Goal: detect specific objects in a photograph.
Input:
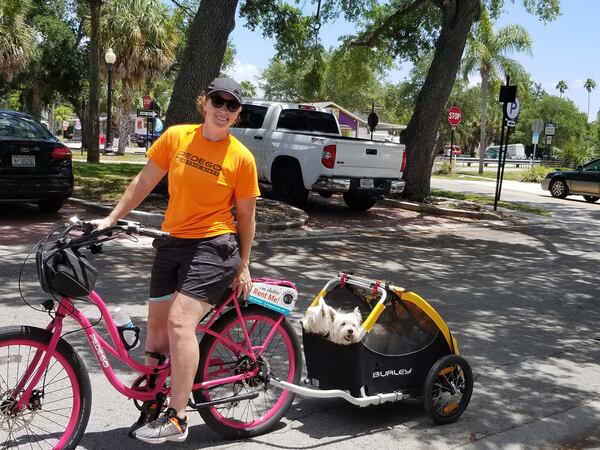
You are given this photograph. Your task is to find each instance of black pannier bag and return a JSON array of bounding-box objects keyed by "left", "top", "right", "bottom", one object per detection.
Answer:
[{"left": 37, "top": 244, "right": 99, "bottom": 298}]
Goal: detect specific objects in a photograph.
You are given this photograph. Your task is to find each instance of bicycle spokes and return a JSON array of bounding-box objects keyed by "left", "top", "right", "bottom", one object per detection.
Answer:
[{"left": 0, "top": 339, "right": 83, "bottom": 449}]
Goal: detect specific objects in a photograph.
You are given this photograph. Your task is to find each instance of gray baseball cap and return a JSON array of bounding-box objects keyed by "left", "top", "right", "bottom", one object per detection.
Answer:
[{"left": 206, "top": 78, "right": 243, "bottom": 104}]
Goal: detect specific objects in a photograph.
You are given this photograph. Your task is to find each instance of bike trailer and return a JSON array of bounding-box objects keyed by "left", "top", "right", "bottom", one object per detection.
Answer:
[{"left": 277, "top": 273, "right": 473, "bottom": 424}]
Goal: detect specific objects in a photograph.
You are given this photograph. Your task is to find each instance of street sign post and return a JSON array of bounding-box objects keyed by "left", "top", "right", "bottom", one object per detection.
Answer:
[
  {"left": 530, "top": 118, "right": 544, "bottom": 165},
  {"left": 447, "top": 106, "right": 462, "bottom": 167},
  {"left": 447, "top": 106, "right": 462, "bottom": 127},
  {"left": 544, "top": 122, "right": 556, "bottom": 136},
  {"left": 494, "top": 75, "right": 518, "bottom": 211},
  {"left": 532, "top": 118, "right": 544, "bottom": 133},
  {"left": 503, "top": 99, "right": 520, "bottom": 121},
  {"left": 137, "top": 109, "right": 157, "bottom": 118}
]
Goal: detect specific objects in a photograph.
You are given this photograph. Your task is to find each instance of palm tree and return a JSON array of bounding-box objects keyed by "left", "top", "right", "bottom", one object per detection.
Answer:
[
  {"left": 462, "top": 8, "right": 532, "bottom": 174},
  {"left": 556, "top": 80, "right": 568, "bottom": 98},
  {"left": 0, "top": 0, "right": 34, "bottom": 81},
  {"left": 583, "top": 78, "right": 596, "bottom": 121},
  {"left": 102, "top": 0, "right": 176, "bottom": 154}
]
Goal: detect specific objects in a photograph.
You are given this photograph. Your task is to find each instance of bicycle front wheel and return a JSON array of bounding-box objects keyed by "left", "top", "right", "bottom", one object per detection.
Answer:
[
  {"left": 194, "top": 306, "right": 301, "bottom": 439},
  {"left": 0, "top": 326, "right": 92, "bottom": 450}
]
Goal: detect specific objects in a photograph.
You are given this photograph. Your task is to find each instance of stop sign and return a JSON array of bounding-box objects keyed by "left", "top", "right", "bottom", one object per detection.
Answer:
[
  {"left": 448, "top": 106, "right": 462, "bottom": 127},
  {"left": 143, "top": 95, "right": 152, "bottom": 110}
]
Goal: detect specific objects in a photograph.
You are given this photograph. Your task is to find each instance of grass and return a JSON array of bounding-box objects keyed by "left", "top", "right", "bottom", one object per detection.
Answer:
[
  {"left": 73, "top": 161, "right": 143, "bottom": 204},
  {"left": 431, "top": 189, "right": 551, "bottom": 216},
  {"left": 72, "top": 149, "right": 149, "bottom": 164},
  {"left": 72, "top": 161, "right": 550, "bottom": 216},
  {"left": 433, "top": 170, "right": 526, "bottom": 182},
  {"left": 433, "top": 166, "right": 567, "bottom": 183}
]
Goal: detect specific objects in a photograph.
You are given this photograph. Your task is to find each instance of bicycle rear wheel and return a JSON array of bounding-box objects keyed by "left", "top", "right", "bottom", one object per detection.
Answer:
[
  {"left": 0, "top": 326, "right": 91, "bottom": 450},
  {"left": 194, "top": 306, "right": 301, "bottom": 439}
]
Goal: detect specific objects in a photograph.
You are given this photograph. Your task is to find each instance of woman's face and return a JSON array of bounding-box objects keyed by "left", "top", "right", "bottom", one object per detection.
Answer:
[{"left": 203, "top": 92, "right": 241, "bottom": 130}]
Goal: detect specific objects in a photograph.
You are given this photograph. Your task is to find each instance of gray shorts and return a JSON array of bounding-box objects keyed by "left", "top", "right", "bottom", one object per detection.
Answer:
[{"left": 149, "top": 233, "right": 240, "bottom": 305}]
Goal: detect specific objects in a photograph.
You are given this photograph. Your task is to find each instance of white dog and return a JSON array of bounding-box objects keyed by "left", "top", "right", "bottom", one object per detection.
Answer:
[
  {"left": 301, "top": 299, "right": 363, "bottom": 345},
  {"left": 329, "top": 306, "right": 363, "bottom": 345},
  {"left": 300, "top": 298, "right": 334, "bottom": 336}
]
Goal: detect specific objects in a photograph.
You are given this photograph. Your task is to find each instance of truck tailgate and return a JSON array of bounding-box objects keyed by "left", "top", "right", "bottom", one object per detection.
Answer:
[{"left": 333, "top": 139, "right": 404, "bottom": 178}]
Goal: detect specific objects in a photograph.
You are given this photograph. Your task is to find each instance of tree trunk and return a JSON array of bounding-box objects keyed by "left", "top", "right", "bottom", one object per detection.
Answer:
[
  {"left": 117, "top": 81, "right": 133, "bottom": 155},
  {"left": 400, "top": 0, "right": 480, "bottom": 201},
  {"left": 86, "top": 0, "right": 101, "bottom": 163},
  {"left": 29, "top": 83, "right": 44, "bottom": 121},
  {"left": 80, "top": 100, "right": 90, "bottom": 151},
  {"left": 477, "top": 70, "right": 489, "bottom": 174},
  {"left": 166, "top": 0, "right": 239, "bottom": 126}
]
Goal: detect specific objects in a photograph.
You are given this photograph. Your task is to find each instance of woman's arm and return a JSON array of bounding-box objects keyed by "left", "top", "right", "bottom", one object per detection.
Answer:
[
  {"left": 233, "top": 196, "right": 257, "bottom": 298},
  {"left": 94, "top": 160, "right": 167, "bottom": 229}
]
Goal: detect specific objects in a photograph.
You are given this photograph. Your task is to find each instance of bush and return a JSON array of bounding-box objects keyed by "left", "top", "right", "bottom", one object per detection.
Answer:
[
  {"left": 433, "top": 161, "right": 453, "bottom": 175},
  {"left": 519, "top": 166, "right": 552, "bottom": 183}
]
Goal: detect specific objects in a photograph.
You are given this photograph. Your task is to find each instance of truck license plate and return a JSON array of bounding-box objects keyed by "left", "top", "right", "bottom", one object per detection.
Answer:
[
  {"left": 12, "top": 155, "right": 35, "bottom": 167},
  {"left": 360, "top": 178, "right": 374, "bottom": 189}
]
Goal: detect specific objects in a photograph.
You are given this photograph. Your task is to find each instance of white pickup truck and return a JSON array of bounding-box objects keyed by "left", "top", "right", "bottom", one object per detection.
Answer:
[{"left": 230, "top": 101, "right": 406, "bottom": 210}]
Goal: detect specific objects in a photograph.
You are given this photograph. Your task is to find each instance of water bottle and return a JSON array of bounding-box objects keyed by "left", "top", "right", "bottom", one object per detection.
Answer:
[{"left": 111, "top": 307, "right": 140, "bottom": 351}]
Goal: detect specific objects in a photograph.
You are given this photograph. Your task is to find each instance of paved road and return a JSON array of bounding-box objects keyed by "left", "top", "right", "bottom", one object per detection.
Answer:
[
  {"left": 0, "top": 192, "right": 599, "bottom": 449},
  {"left": 431, "top": 176, "right": 598, "bottom": 210}
]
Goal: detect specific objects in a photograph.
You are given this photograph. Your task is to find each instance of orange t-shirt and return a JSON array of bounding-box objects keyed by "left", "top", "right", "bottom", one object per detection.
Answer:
[{"left": 147, "top": 124, "right": 260, "bottom": 238}]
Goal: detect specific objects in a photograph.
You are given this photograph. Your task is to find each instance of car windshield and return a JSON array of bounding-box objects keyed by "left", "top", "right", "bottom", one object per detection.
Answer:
[{"left": 0, "top": 112, "right": 54, "bottom": 140}]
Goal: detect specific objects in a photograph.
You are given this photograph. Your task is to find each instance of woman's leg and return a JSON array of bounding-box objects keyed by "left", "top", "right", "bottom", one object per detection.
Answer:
[
  {"left": 167, "top": 292, "right": 212, "bottom": 419},
  {"left": 145, "top": 297, "right": 173, "bottom": 364}
]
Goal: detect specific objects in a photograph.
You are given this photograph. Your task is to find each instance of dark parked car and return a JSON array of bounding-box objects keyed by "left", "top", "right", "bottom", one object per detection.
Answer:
[
  {"left": 134, "top": 130, "right": 162, "bottom": 148},
  {"left": 541, "top": 158, "right": 600, "bottom": 203},
  {"left": 0, "top": 110, "right": 73, "bottom": 213}
]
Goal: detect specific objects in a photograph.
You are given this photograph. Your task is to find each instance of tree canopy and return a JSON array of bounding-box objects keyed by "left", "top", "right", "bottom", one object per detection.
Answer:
[{"left": 238, "top": 0, "right": 561, "bottom": 200}]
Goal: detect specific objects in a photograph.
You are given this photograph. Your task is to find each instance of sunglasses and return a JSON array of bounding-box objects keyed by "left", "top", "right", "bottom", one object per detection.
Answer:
[{"left": 209, "top": 95, "right": 241, "bottom": 112}]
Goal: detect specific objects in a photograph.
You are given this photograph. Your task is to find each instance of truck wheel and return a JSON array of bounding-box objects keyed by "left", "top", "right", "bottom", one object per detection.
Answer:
[
  {"left": 343, "top": 192, "right": 377, "bottom": 211},
  {"left": 273, "top": 166, "right": 308, "bottom": 208},
  {"left": 318, "top": 191, "right": 334, "bottom": 198}
]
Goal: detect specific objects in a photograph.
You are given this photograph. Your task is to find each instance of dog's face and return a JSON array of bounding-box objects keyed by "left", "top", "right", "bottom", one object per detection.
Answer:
[{"left": 329, "top": 307, "right": 362, "bottom": 345}]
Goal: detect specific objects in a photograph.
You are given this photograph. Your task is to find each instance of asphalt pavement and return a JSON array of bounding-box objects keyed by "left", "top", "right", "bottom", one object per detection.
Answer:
[{"left": 0, "top": 186, "right": 599, "bottom": 449}]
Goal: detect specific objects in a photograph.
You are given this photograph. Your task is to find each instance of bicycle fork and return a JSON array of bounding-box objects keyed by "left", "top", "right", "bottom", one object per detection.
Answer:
[{"left": 9, "top": 317, "right": 65, "bottom": 414}]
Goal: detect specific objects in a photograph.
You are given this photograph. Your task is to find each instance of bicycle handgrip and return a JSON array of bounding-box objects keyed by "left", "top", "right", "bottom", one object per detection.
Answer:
[{"left": 139, "top": 228, "right": 170, "bottom": 239}]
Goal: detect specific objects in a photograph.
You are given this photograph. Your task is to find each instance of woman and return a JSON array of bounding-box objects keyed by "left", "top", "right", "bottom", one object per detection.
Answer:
[{"left": 93, "top": 78, "right": 259, "bottom": 444}]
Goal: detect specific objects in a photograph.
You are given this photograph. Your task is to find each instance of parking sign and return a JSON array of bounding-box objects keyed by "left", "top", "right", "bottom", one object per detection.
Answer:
[{"left": 504, "top": 99, "right": 520, "bottom": 120}]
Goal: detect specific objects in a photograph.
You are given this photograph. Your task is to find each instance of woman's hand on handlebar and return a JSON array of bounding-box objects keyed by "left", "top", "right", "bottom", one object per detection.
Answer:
[{"left": 89, "top": 216, "right": 117, "bottom": 232}]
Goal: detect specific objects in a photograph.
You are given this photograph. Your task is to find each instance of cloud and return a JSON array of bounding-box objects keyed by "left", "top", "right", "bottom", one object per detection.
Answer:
[{"left": 226, "top": 60, "right": 261, "bottom": 85}]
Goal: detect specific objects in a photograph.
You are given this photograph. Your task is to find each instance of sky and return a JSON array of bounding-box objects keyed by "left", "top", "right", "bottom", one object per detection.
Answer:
[{"left": 226, "top": 1, "right": 600, "bottom": 121}]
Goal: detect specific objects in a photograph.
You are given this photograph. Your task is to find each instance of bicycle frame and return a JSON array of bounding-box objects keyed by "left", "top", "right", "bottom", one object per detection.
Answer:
[{"left": 13, "top": 286, "right": 287, "bottom": 413}]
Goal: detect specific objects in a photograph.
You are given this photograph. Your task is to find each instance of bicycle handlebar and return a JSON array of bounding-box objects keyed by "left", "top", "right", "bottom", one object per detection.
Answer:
[
  {"left": 60, "top": 217, "right": 170, "bottom": 250},
  {"left": 114, "top": 219, "right": 170, "bottom": 239}
]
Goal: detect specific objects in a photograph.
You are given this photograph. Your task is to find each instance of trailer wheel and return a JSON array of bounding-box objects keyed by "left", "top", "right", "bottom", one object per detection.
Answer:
[
  {"left": 342, "top": 192, "right": 377, "bottom": 211},
  {"left": 423, "top": 354, "right": 473, "bottom": 425},
  {"left": 273, "top": 166, "right": 308, "bottom": 208}
]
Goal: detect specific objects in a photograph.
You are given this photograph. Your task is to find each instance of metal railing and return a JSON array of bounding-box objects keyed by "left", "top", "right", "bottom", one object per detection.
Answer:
[{"left": 435, "top": 157, "right": 563, "bottom": 168}]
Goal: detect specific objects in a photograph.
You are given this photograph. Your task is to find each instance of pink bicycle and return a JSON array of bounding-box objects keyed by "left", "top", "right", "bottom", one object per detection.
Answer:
[{"left": 0, "top": 218, "right": 301, "bottom": 449}]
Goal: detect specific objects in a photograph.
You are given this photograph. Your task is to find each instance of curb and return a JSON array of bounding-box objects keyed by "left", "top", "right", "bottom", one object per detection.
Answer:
[
  {"left": 254, "top": 198, "right": 309, "bottom": 231},
  {"left": 66, "top": 197, "right": 309, "bottom": 232},
  {"left": 67, "top": 198, "right": 164, "bottom": 227},
  {"left": 380, "top": 197, "right": 503, "bottom": 220}
]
